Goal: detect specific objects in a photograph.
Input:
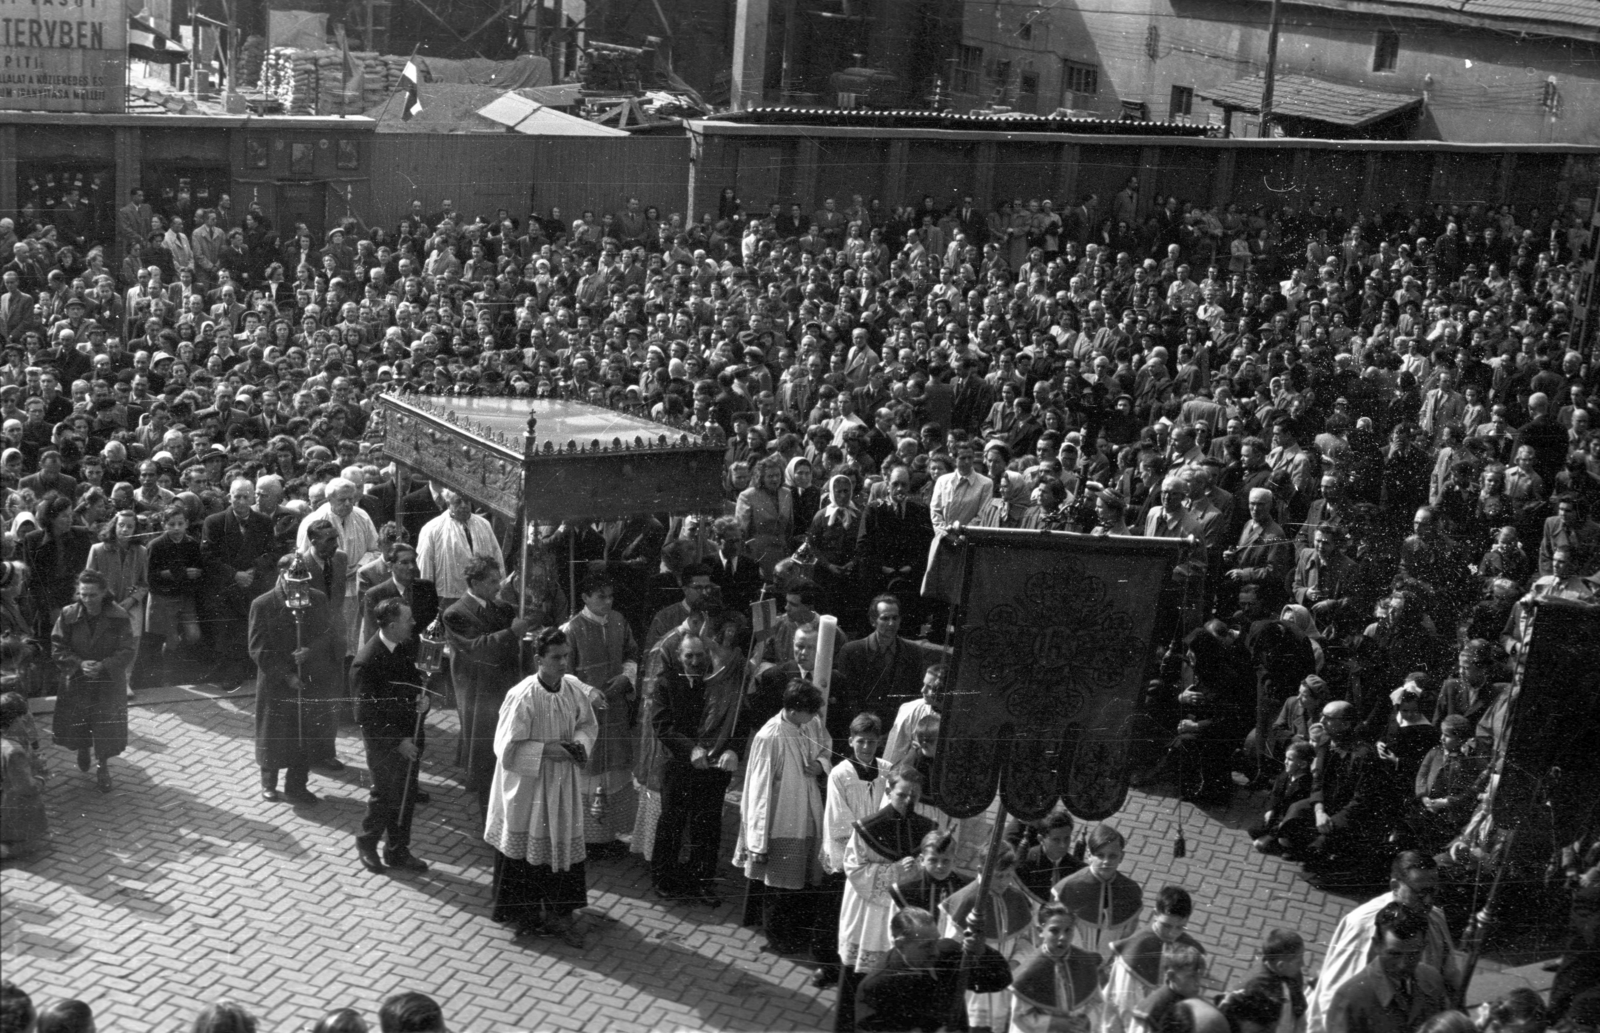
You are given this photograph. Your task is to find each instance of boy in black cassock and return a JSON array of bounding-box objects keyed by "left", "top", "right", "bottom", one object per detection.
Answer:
[{"left": 890, "top": 829, "right": 971, "bottom": 915}]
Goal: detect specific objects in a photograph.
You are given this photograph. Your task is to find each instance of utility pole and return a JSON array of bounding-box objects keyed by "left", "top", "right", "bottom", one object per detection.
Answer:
[{"left": 1259, "top": 0, "right": 1280, "bottom": 137}]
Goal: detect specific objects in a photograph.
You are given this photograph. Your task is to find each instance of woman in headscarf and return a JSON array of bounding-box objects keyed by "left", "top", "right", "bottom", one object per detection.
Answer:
[
  {"left": 1277, "top": 603, "right": 1326, "bottom": 671},
  {"left": 735, "top": 455, "right": 793, "bottom": 579},
  {"left": 808, "top": 473, "right": 862, "bottom": 619},
  {"left": 0, "top": 448, "right": 22, "bottom": 493}
]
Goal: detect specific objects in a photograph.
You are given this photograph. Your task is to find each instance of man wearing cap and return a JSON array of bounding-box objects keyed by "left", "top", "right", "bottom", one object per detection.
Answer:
[{"left": 250, "top": 553, "right": 344, "bottom": 805}]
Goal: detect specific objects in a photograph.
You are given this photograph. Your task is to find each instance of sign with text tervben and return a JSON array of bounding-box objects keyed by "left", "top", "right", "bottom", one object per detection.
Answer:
[{"left": 0, "top": 0, "right": 125, "bottom": 113}]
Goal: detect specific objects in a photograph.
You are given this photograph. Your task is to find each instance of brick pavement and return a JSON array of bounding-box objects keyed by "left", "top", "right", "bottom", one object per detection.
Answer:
[{"left": 0, "top": 689, "right": 1523, "bottom": 1032}]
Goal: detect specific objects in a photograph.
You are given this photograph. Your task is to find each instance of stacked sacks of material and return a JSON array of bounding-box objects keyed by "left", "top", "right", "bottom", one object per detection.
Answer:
[
  {"left": 358, "top": 52, "right": 389, "bottom": 110},
  {"left": 240, "top": 34, "right": 267, "bottom": 87},
  {"left": 261, "top": 47, "right": 325, "bottom": 114},
  {"left": 314, "top": 51, "right": 343, "bottom": 113}
]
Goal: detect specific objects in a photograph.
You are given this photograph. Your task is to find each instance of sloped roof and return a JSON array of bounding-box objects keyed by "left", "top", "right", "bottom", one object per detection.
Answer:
[
  {"left": 1198, "top": 73, "right": 1421, "bottom": 128},
  {"left": 477, "top": 93, "right": 629, "bottom": 136},
  {"left": 1237, "top": 0, "right": 1600, "bottom": 37},
  {"left": 367, "top": 83, "right": 604, "bottom": 133}
]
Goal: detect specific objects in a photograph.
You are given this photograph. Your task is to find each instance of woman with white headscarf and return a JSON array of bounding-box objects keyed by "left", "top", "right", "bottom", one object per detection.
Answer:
[{"left": 808, "top": 473, "right": 862, "bottom": 618}]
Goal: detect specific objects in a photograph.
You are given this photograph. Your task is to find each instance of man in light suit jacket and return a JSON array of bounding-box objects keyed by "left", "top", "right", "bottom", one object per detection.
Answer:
[{"left": 0, "top": 271, "right": 34, "bottom": 344}]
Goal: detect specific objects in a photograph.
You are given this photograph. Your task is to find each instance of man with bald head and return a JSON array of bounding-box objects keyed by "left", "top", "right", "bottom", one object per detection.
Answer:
[
  {"left": 416, "top": 488, "right": 503, "bottom": 608},
  {"left": 202, "top": 477, "right": 280, "bottom": 690},
  {"left": 1515, "top": 390, "right": 1570, "bottom": 493},
  {"left": 1272, "top": 700, "right": 1384, "bottom": 877}
]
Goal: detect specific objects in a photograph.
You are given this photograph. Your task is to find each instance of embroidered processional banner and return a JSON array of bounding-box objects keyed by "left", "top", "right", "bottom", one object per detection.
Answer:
[{"left": 929, "top": 528, "right": 1177, "bottom": 821}]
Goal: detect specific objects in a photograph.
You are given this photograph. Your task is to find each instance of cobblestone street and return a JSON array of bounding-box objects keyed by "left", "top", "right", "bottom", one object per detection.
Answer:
[{"left": 0, "top": 686, "right": 1541, "bottom": 1031}]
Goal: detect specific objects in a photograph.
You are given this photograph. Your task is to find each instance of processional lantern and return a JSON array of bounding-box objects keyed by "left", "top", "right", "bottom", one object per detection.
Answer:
[{"left": 416, "top": 618, "right": 448, "bottom": 676}]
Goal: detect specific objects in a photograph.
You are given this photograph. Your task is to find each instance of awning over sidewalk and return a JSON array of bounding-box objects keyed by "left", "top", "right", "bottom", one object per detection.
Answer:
[{"left": 1199, "top": 73, "right": 1421, "bottom": 129}]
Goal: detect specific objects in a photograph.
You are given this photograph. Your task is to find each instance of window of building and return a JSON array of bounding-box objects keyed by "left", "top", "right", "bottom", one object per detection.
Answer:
[
  {"left": 1372, "top": 30, "right": 1399, "bottom": 72},
  {"left": 956, "top": 45, "right": 983, "bottom": 95},
  {"left": 1170, "top": 84, "right": 1193, "bottom": 119},
  {"left": 1062, "top": 59, "right": 1098, "bottom": 98},
  {"left": 1019, "top": 19, "right": 1032, "bottom": 40},
  {"left": 1019, "top": 70, "right": 1040, "bottom": 113}
]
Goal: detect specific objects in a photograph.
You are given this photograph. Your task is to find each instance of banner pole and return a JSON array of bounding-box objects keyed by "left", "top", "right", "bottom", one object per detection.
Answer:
[{"left": 954, "top": 789, "right": 1010, "bottom": 1021}]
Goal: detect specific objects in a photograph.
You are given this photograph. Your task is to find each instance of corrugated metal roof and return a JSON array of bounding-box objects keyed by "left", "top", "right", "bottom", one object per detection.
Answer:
[
  {"left": 710, "top": 107, "right": 1213, "bottom": 136},
  {"left": 1245, "top": 0, "right": 1600, "bottom": 34},
  {"left": 1198, "top": 74, "right": 1421, "bottom": 128}
]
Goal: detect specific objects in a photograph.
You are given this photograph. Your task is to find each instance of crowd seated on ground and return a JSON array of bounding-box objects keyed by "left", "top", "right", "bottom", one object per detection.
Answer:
[{"left": 2, "top": 179, "right": 1598, "bottom": 1025}]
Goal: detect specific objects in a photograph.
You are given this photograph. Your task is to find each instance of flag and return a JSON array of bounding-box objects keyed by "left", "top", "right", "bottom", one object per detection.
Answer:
[
  {"left": 400, "top": 50, "right": 423, "bottom": 120},
  {"left": 748, "top": 596, "right": 780, "bottom": 641},
  {"left": 337, "top": 25, "right": 356, "bottom": 86},
  {"left": 930, "top": 528, "right": 1178, "bottom": 821}
]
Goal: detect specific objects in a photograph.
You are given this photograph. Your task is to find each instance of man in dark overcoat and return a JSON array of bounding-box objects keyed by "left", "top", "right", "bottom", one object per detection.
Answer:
[{"left": 250, "top": 553, "right": 343, "bottom": 804}]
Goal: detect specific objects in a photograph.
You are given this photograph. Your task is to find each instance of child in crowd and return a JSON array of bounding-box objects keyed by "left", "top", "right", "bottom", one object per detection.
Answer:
[
  {"left": 145, "top": 503, "right": 205, "bottom": 682},
  {"left": 940, "top": 843, "right": 1036, "bottom": 1033},
  {"left": 890, "top": 828, "right": 971, "bottom": 915},
  {"left": 1052, "top": 823, "right": 1143, "bottom": 958},
  {"left": 34, "top": 998, "right": 96, "bottom": 1033},
  {"left": 1251, "top": 741, "right": 1316, "bottom": 855},
  {"left": 819, "top": 712, "right": 892, "bottom": 991},
  {"left": 1010, "top": 903, "right": 1104, "bottom": 1033},
  {"left": 1218, "top": 981, "right": 1289, "bottom": 1033},
  {"left": 1013, "top": 804, "right": 1084, "bottom": 903},
  {"left": 1103, "top": 886, "right": 1208, "bottom": 1033},
  {"left": 1244, "top": 929, "right": 1307, "bottom": 1033},
  {"left": 1404, "top": 714, "right": 1484, "bottom": 853},
  {"left": 837, "top": 765, "right": 937, "bottom": 1033},
  {"left": 1131, "top": 943, "right": 1208, "bottom": 1033}
]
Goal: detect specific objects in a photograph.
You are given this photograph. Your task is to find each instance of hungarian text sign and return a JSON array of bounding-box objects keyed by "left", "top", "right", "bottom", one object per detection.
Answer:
[{"left": 0, "top": 0, "right": 125, "bottom": 112}]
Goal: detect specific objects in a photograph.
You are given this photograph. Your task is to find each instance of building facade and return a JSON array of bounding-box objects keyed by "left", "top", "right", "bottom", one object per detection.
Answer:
[{"left": 952, "top": 0, "right": 1600, "bottom": 144}]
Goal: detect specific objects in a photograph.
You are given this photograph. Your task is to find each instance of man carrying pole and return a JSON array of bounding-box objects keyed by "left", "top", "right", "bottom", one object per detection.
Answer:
[
  {"left": 352, "top": 597, "right": 431, "bottom": 874},
  {"left": 250, "top": 554, "right": 342, "bottom": 805}
]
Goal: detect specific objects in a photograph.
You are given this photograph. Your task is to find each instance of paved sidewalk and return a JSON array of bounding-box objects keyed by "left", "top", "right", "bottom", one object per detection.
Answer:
[{"left": 0, "top": 689, "right": 1537, "bottom": 1032}]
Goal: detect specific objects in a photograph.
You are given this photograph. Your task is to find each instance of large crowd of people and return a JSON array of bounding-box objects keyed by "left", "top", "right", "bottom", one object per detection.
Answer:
[{"left": 1, "top": 175, "right": 1599, "bottom": 1032}]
